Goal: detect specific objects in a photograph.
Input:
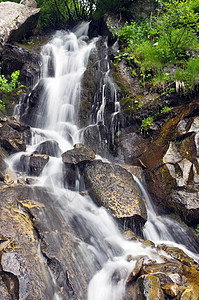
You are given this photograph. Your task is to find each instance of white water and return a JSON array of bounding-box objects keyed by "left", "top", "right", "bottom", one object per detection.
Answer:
[{"left": 7, "top": 24, "right": 199, "bottom": 299}]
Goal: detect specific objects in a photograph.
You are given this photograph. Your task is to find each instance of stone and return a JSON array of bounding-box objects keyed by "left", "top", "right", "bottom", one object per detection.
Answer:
[
  {"left": 35, "top": 140, "right": 61, "bottom": 157},
  {"left": 0, "top": 123, "right": 26, "bottom": 154},
  {"left": 127, "top": 258, "right": 144, "bottom": 283},
  {"left": 169, "top": 187, "right": 199, "bottom": 225},
  {"left": 119, "top": 132, "right": 149, "bottom": 165},
  {"left": 4, "top": 168, "right": 17, "bottom": 185},
  {"left": 162, "top": 283, "right": 178, "bottom": 297},
  {"left": 141, "top": 240, "right": 155, "bottom": 248},
  {"left": 20, "top": 0, "right": 37, "bottom": 8},
  {"left": 138, "top": 274, "right": 164, "bottom": 299},
  {"left": 84, "top": 160, "right": 147, "bottom": 235},
  {"left": 20, "top": 153, "right": 49, "bottom": 176},
  {"left": 2, "top": 44, "right": 41, "bottom": 86},
  {"left": 0, "top": 2, "right": 40, "bottom": 54},
  {"left": 62, "top": 144, "right": 95, "bottom": 165}
]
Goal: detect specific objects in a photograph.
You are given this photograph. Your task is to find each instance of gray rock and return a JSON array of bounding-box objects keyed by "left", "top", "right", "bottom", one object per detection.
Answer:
[
  {"left": 0, "top": 2, "right": 40, "bottom": 54},
  {"left": 84, "top": 160, "right": 147, "bottom": 235},
  {"left": 62, "top": 144, "right": 95, "bottom": 165},
  {"left": 35, "top": 140, "right": 61, "bottom": 157},
  {"left": 2, "top": 44, "right": 41, "bottom": 86},
  {"left": 20, "top": 153, "right": 49, "bottom": 176},
  {"left": 20, "top": 0, "right": 37, "bottom": 8}
]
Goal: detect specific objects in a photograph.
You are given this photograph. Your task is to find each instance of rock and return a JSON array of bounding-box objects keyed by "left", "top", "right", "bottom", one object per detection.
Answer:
[
  {"left": 180, "top": 289, "right": 193, "bottom": 299},
  {"left": 122, "top": 165, "right": 143, "bottom": 180},
  {"left": 20, "top": 79, "right": 46, "bottom": 127},
  {"left": 2, "top": 44, "right": 41, "bottom": 86},
  {"left": 162, "top": 283, "right": 178, "bottom": 297},
  {"left": 0, "top": 122, "right": 26, "bottom": 154},
  {"left": 35, "top": 140, "right": 61, "bottom": 157},
  {"left": 20, "top": 153, "right": 49, "bottom": 176},
  {"left": 84, "top": 160, "right": 147, "bottom": 235},
  {"left": 0, "top": 147, "right": 8, "bottom": 181},
  {"left": 0, "top": 184, "right": 49, "bottom": 299},
  {"left": 4, "top": 168, "right": 17, "bottom": 185},
  {"left": 119, "top": 132, "right": 149, "bottom": 165},
  {"left": 62, "top": 144, "right": 95, "bottom": 165},
  {"left": 0, "top": 2, "right": 40, "bottom": 54},
  {"left": 124, "top": 230, "right": 140, "bottom": 241},
  {"left": 169, "top": 187, "right": 199, "bottom": 225},
  {"left": 17, "top": 177, "right": 27, "bottom": 185},
  {"left": 157, "top": 245, "right": 198, "bottom": 269},
  {"left": 20, "top": 0, "right": 37, "bottom": 8},
  {"left": 141, "top": 240, "right": 155, "bottom": 248},
  {"left": 138, "top": 274, "right": 164, "bottom": 299},
  {"left": 127, "top": 258, "right": 144, "bottom": 283}
]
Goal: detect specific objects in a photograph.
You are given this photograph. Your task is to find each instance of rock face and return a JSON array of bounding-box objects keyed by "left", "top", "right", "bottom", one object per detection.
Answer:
[
  {"left": 20, "top": 153, "right": 49, "bottom": 176},
  {"left": 84, "top": 160, "right": 147, "bottom": 235},
  {"left": 2, "top": 44, "right": 41, "bottom": 86},
  {"left": 126, "top": 102, "right": 199, "bottom": 226},
  {"left": 62, "top": 143, "right": 95, "bottom": 165},
  {"left": 0, "top": 183, "right": 94, "bottom": 299},
  {"left": 0, "top": 2, "right": 40, "bottom": 55},
  {"left": 0, "top": 119, "right": 28, "bottom": 155},
  {"left": 35, "top": 140, "right": 61, "bottom": 157}
]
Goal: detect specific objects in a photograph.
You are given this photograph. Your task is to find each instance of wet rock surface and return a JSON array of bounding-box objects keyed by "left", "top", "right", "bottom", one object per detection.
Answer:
[
  {"left": 35, "top": 140, "right": 61, "bottom": 157},
  {"left": 84, "top": 159, "right": 147, "bottom": 235},
  {"left": 20, "top": 153, "right": 49, "bottom": 176},
  {"left": 0, "top": 119, "right": 29, "bottom": 156},
  {"left": 2, "top": 44, "right": 41, "bottom": 86},
  {"left": 62, "top": 143, "right": 95, "bottom": 165}
]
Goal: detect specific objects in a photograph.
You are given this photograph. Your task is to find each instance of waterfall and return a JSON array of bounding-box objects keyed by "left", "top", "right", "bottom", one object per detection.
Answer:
[{"left": 7, "top": 23, "right": 199, "bottom": 299}]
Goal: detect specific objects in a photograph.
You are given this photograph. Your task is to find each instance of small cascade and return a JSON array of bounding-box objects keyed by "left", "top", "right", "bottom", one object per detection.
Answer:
[
  {"left": 135, "top": 176, "right": 199, "bottom": 256},
  {"left": 82, "top": 38, "right": 121, "bottom": 159}
]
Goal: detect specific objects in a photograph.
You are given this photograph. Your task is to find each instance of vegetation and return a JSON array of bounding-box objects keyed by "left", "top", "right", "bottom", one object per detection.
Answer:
[
  {"left": 0, "top": 70, "right": 20, "bottom": 113},
  {"left": 115, "top": 0, "right": 199, "bottom": 94},
  {"left": 0, "top": 70, "right": 20, "bottom": 93}
]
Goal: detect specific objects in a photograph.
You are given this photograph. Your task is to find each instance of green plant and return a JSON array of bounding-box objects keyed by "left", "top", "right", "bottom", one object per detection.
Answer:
[
  {"left": 174, "top": 56, "right": 199, "bottom": 93},
  {"left": 140, "top": 116, "right": 154, "bottom": 134},
  {"left": 0, "top": 70, "right": 20, "bottom": 93},
  {"left": 160, "top": 106, "right": 173, "bottom": 113},
  {"left": 193, "top": 224, "right": 199, "bottom": 235}
]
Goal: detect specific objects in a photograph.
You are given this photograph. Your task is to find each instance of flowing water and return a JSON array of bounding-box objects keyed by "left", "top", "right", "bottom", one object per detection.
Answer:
[{"left": 7, "top": 23, "right": 199, "bottom": 299}]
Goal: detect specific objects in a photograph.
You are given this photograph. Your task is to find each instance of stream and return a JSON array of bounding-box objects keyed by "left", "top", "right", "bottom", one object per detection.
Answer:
[{"left": 6, "top": 23, "right": 199, "bottom": 299}]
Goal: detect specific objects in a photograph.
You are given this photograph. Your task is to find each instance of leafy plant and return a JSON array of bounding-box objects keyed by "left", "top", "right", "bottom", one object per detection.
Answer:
[
  {"left": 140, "top": 116, "right": 154, "bottom": 134},
  {"left": 193, "top": 224, "right": 199, "bottom": 235},
  {"left": 160, "top": 106, "right": 173, "bottom": 113},
  {"left": 0, "top": 70, "right": 20, "bottom": 93}
]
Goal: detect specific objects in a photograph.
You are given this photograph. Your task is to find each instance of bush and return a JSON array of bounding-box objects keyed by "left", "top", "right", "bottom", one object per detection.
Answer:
[{"left": 116, "top": 0, "right": 199, "bottom": 93}]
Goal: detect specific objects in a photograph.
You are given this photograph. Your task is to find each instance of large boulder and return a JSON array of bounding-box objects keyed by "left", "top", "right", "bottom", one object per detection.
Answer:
[
  {"left": 84, "top": 160, "right": 147, "bottom": 235},
  {"left": 2, "top": 44, "right": 41, "bottom": 86},
  {"left": 0, "top": 2, "right": 40, "bottom": 55}
]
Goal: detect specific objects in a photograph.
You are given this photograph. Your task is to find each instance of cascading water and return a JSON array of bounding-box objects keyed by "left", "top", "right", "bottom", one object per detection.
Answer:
[{"left": 6, "top": 23, "right": 199, "bottom": 299}]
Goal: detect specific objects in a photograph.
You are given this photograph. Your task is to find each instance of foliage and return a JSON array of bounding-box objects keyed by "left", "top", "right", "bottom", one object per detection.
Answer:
[
  {"left": 174, "top": 57, "right": 199, "bottom": 94},
  {"left": 0, "top": 70, "right": 20, "bottom": 113},
  {"left": 193, "top": 224, "right": 199, "bottom": 235},
  {"left": 115, "top": 0, "right": 199, "bottom": 93},
  {"left": 0, "top": 71, "right": 20, "bottom": 93},
  {"left": 140, "top": 116, "right": 154, "bottom": 134},
  {"left": 160, "top": 106, "right": 173, "bottom": 113}
]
